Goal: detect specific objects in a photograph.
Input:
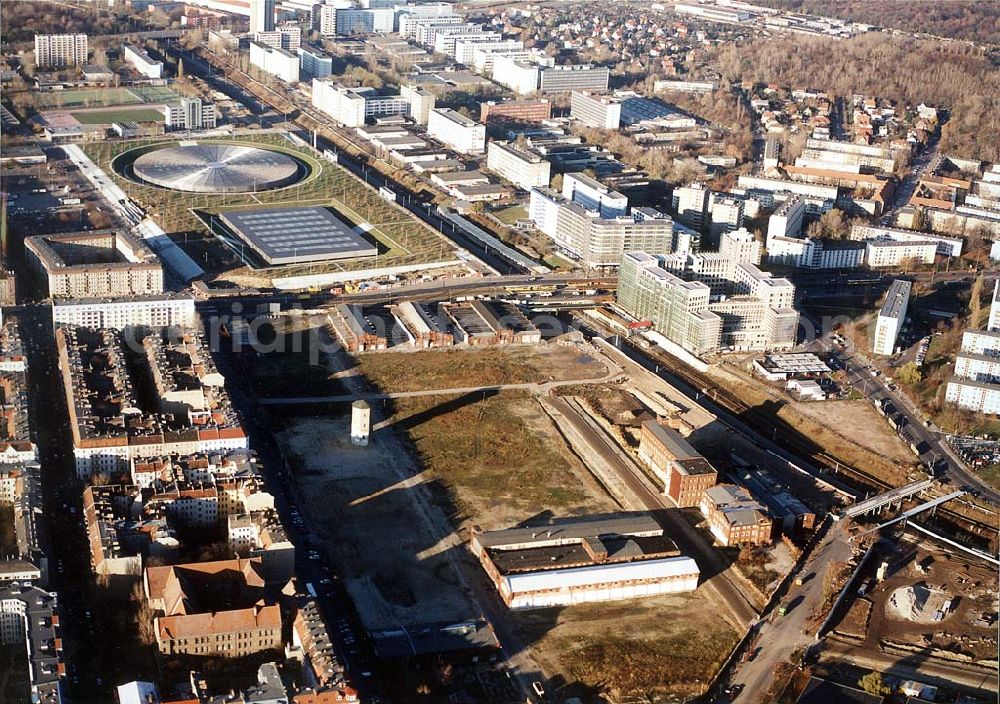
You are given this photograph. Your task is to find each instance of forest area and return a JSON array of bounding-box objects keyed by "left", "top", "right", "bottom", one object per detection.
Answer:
[
  {"left": 0, "top": 1, "right": 159, "bottom": 46},
  {"left": 713, "top": 33, "right": 1000, "bottom": 162},
  {"left": 752, "top": 0, "right": 1000, "bottom": 46}
]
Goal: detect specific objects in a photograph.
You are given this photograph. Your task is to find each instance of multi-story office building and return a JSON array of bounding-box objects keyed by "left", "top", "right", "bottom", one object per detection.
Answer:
[
  {"left": 252, "top": 26, "right": 301, "bottom": 51},
  {"left": 427, "top": 108, "right": 485, "bottom": 154},
  {"left": 473, "top": 47, "right": 534, "bottom": 75},
  {"left": 163, "top": 97, "right": 217, "bottom": 130},
  {"left": 51, "top": 295, "right": 197, "bottom": 330},
  {"left": 561, "top": 172, "right": 628, "bottom": 218},
  {"left": 570, "top": 90, "right": 622, "bottom": 129},
  {"left": 673, "top": 183, "right": 710, "bottom": 230},
  {"left": 297, "top": 45, "right": 333, "bottom": 79},
  {"left": 479, "top": 99, "right": 551, "bottom": 124},
  {"left": 312, "top": 79, "right": 411, "bottom": 126},
  {"left": 618, "top": 252, "right": 722, "bottom": 355},
  {"left": 433, "top": 27, "right": 502, "bottom": 57},
  {"left": 490, "top": 54, "right": 545, "bottom": 95},
  {"left": 403, "top": 15, "right": 464, "bottom": 44},
  {"left": 638, "top": 421, "right": 718, "bottom": 507},
  {"left": 34, "top": 33, "right": 88, "bottom": 67},
  {"left": 122, "top": 43, "right": 163, "bottom": 79},
  {"left": 486, "top": 141, "right": 550, "bottom": 190},
  {"left": 249, "top": 0, "right": 275, "bottom": 33},
  {"left": 249, "top": 41, "right": 300, "bottom": 83},
  {"left": 766, "top": 196, "right": 805, "bottom": 245},
  {"left": 873, "top": 279, "right": 911, "bottom": 356},
  {"left": 530, "top": 189, "right": 673, "bottom": 269},
  {"left": 334, "top": 7, "right": 394, "bottom": 35}
]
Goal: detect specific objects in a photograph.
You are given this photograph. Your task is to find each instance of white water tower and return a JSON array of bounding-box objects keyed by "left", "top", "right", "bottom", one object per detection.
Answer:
[{"left": 350, "top": 400, "right": 371, "bottom": 446}]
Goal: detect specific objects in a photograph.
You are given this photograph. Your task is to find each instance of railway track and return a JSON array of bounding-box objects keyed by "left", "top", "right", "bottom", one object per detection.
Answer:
[{"left": 586, "top": 322, "right": 998, "bottom": 542}]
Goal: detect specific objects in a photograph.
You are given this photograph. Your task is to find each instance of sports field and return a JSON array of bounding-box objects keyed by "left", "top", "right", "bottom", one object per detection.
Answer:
[
  {"left": 70, "top": 107, "right": 166, "bottom": 124},
  {"left": 32, "top": 86, "right": 182, "bottom": 110}
]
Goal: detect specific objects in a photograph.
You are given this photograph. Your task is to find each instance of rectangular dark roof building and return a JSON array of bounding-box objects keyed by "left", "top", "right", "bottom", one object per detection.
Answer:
[{"left": 219, "top": 205, "right": 378, "bottom": 266}]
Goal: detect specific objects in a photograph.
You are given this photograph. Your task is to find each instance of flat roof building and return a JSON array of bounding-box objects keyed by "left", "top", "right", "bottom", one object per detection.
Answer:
[
  {"left": 700, "top": 484, "right": 772, "bottom": 546},
  {"left": 471, "top": 513, "right": 699, "bottom": 609},
  {"left": 873, "top": 279, "right": 911, "bottom": 356},
  {"left": 486, "top": 141, "right": 550, "bottom": 191},
  {"left": 638, "top": 421, "right": 717, "bottom": 507},
  {"left": 427, "top": 108, "right": 485, "bottom": 154},
  {"left": 25, "top": 229, "right": 163, "bottom": 299},
  {"left": 219, "top": 206, "right": 377, "bottom": 266},
  {"left": 570, "top": 91, "right": 622, "bottom": 130},
  {"left": 34, "top": 33, "right": 87, "bottom": 68}
]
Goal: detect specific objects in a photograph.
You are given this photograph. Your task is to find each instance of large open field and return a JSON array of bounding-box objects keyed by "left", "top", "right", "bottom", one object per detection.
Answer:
[
  {"left": 514, "top": 592, "right": 739, "bottom": 700},
  {"left": 70, "top": 107, "right": 167, "bottom": 124},
  {"left": 83, "top": 133, "right": 456, "bottom": 283},
  {"left": 33, "top": 87, "right": 145, "bottom": 109},
  {"left": 387, "top": 391, "right": 619, "bottom": 528},
  {"left": 355, "top": 344, "right": 611, "bottom": 394}
]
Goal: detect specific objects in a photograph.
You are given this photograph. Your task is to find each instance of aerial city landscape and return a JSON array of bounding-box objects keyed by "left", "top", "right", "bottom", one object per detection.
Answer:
[{"left": 0, "top": 0, "right": 998, "bottom": 702}]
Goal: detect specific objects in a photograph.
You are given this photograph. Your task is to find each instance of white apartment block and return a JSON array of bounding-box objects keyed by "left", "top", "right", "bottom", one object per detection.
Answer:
[
  {"left": 946, "top": 282, "right": 1000, "bottom": 413},
  {"left": 709, "top": 196, "right": 744, "bottom": 238},
  {"left": 873, "top": 279, "right": 911, "bottom": 356},
  {"left": 122, "top": 43, "right": 163, "bottom": 79},
  {"left": 250, "top": 0, "right": 275, "bottom": 33},
  {"left": 313, "top": 4, "right": 338, "bottom": 36},
  {"left": 163, "top": 98, "right": 217, "bottom": 131},
  {"left": 737, "top": 175, "right": 840, "bottom": 202},
  {"left": 252, "top": 26, "right": 301, "bottom": 51},
  {"left": 486, "top": 141, "right": 550, "bottom": 190},
  {"left": 400, "top": 84, "right": 435, "bottom": 125},
  {"left": 491, "top": 54, "right": 544, "bottom": 95},
  {"left": 455, "top": 38, "right": 522, "bottom": 67},
  {"left": 528, "top": 188, "right": 673, "bottom": 268},
  {"left": 427, "top": 108, "right": 485, "bottom": 154},
  {"left": 864, "top": 239, "right": 937, "bottom": 268},
  {"left": 849, "top": 224, "right": 963, "bottom": 257},
  {"left": 570, "top": 91, "right": 622, "bottom": 129},
  {"left": 404, "top": 16, "right": 464, "bottom": 44},
  {"left": 766, "top": 196, "right": 805, "bottom": 246},
  {"left": 990, "top": 280, "right": 1000, "bottom": 332},
  {"left": 433, "top": 27, "right": 502, "bottom": 57},
  {"left": 298, "top": 46, "right": 333, "bottom": 80},
  {"left": 312, "top": 79, "right": 410, "bottom": 127},
  {"left": 562, "top": 172, "right": 628, "bottom": 218},
  {"left": 673, "top": 183, "right": 710, "bottom": 230},
  {"left": 473, "top": 47, "right": 534, "bottom": 75},
  {"left": 539, "top": 65, "right": 610, "bottom": 94},
  {"left": 249, "top": 41, "right": 300, "bottom": 83},
  {"left": 34, "top": 33, "right": 88, "bottom": 67},
  {"left": 51, "top": 296, "right": 197, "bottom": 331}
]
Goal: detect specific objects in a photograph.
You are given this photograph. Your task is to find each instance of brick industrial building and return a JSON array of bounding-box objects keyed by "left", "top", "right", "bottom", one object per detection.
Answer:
[
  {"left": 471, "top": 513, "right": 700, "bottom": 609},
  {"left": 700, "top": 484, "right": 773, "bottom": 546},
  {"left": 638, "top": 421, "right": 718, "bottom": 507}
]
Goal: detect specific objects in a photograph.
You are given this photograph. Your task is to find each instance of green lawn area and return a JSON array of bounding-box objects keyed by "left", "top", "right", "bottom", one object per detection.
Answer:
[
  {"left": 977, "top": 464, "right": 1000, "bottom": 490},
  {"left": 84, "top": 134, "right": 453, "bottom": 278},
  {"left": 70, "top": 107, "right": 166, "bottom": 124},
  {"left": 33, "top": 87, "right": 144, "bottom": 109},
  {"left": 493, "top": 204, "right": 527, "bottom": 224}
]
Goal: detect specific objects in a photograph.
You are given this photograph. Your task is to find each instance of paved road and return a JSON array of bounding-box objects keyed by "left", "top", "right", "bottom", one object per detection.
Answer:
[
  {"left": 729, "top": 521, "right": 854, "bottom": 702},
  {"left": 802, "top": 322, "right": 1000, "bottom": 506}
]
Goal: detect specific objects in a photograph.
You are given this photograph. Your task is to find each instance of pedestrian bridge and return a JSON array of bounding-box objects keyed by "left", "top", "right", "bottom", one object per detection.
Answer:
[{"left": 837, "top": 479, "right": 934, "bottom": 520}]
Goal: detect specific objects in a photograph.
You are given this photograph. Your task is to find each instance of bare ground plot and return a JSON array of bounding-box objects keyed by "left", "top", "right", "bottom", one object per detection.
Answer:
[
  {"left": 707, "top": 364, "right": 917, "bottom": 484},
  {"left": 388, "top": 391, "right": 618, "bottom": 530},
  {"left": 277, "top": 414, "right": 479, "bottom": 632},
  {"left": 356, "top": 344, "right": 610, "bottom": 394},
  {"left": 847, "top": 542, "right": 999, "bottom": 667},
  {"left": 513, "top": 592, "right": 738, "bottom": 701}
]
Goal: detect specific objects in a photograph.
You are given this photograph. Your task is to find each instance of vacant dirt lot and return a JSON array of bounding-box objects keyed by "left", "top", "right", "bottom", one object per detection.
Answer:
[
  {"left": 356, "top": 344, "right": 609, "bottom": 393},
  {"left": 709, "top": 364, "right": 917, "bottom": 484},
  {"left": 514, "top": 591, "right": 738, "bottom": 700},
  {"left": 277, "top": 413, "right": 480, "bottom": 634},
  {"left": 388, "top": 391, "right": 618, "bottom": 530}
]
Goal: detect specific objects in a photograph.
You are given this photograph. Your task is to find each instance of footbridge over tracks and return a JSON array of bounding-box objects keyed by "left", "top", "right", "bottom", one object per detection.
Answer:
[
  {"left": 837, "top": 479, "right": 934, "bottom": 520},
  {"left": 851, "top": 490, "right": 966, "bottom": 539}
]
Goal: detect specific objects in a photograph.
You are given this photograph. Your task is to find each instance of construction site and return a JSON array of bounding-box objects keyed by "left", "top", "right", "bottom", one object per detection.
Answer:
[{"left": 824, "top": 535, "right": 998, "bottom": 697}]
